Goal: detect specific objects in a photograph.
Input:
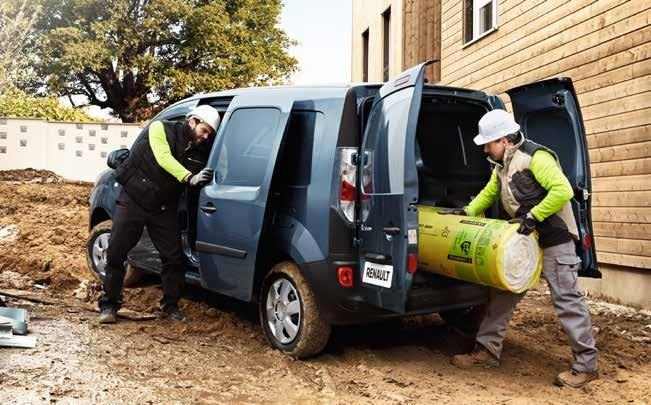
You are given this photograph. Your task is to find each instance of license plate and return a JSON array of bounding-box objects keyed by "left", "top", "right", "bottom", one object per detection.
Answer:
[{"left": 362, "top": 261, "right": 393, "bottom": 288}]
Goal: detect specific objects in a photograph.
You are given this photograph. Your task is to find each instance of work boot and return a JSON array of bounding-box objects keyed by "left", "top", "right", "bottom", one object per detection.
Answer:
[
  {"left": 451, "top": 345, "right": 499, "bottom": 368},
  {"left": 555, "top": 369, "right": 598, "bottom": 388},
  {"left": 98, "top": 307, "right": 117, "bottom": 324},
  {"left": 159, "top": 304, "right": 187, "bottom": 321}
]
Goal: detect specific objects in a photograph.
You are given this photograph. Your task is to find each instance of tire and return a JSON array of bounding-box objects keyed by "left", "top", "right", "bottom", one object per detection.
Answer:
[
  {"left": 87, "top": 220, "right": 143, "bottom": 287},
  {"left": 259, "top": 261, "right": 331, "bottom": 359},
  {"left": 439, "top": 304, "right": 487, "bottom": 335}
]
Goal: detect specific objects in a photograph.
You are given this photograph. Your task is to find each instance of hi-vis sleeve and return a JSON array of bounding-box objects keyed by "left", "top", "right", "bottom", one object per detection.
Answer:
[{"left": 148, "top": 121, "right": 191, "bottom": 182}]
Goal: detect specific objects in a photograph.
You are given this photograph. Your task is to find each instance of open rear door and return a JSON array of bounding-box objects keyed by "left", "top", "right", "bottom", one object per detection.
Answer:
[
  {"left": 507, "top": 78, "right": 600, "bottom": 278},
  {"left": 195, "top": 93, "right": 294, "bottom": 300},
  {"left": 358, "top": 61, "right": 432, "bottom": 312}
]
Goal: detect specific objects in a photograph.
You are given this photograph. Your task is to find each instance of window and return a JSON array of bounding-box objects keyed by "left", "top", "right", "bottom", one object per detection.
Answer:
[
  {"left": 76, "top": 136, "right": 83, "bottom": 143},
  {"left": 88, "top": 144, "right": 95, "bottom": 151},
  {"left": 362, "top": 89, "right": 414, "bottom": 195},
  {"left": 58, "top": 143, "right": 65, "bottom": 151},
  {"left": 76, "top": 123, "right": 83, "bottom": 129},
  {"left": 464, "top": 0, "right": 497, "bottom": 44},
  {"left": 101, "top": 124, "right": 108, "bottom": 130},
  {"left": 58, "top": 129, "right": 66, "bottom": 136},
  {"left": 0, "top": 132, "right": 6, "bottom": 140},
  {"left": 100, "top": 151, "right": 107, "bottom": 158},
  {"left": 76, "top": 150, "right": 83, "bottom": 157},
  {"left": 19, "top": 140, "right": 27, "bottom": 147},
  {"left": 382, "top": 7, "right": 391, "bottom": 82},
  {"left": 362, "top": 29, "right": 369, "bottom": 82},
  {"left": 154, "top": 99, "right": 198, "bottom": 122},
  {"left": 20, "top": 126, "right": 27, "bottom": 133},
  {"left": 215, "top": 108, "right": 280, "bottom": 187},
  {"left": 277, "top": 111, "right": 322, "bottom": 187},
  {"left": 0, "top": 146, "right": 5, "bottom": 153},
  {"left": 121, "top": 131, "right": 128, "bottom": 138},
  {"left": 89, "top": 130, "right": 96, "bottom": 137},
  {"left": 101, "top": 137, "right": 108, "bottom": 144}
]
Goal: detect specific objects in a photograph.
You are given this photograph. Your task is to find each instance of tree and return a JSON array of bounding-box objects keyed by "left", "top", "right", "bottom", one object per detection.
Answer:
[
  {"left": 0, "top": 86, "right": 99, "bottom": 122},
  {"left": 0, "top": 1, "right": 40, "bottom": 92},
  {"left": 24, "top": 0, "right": 298, "bottom": 122}
]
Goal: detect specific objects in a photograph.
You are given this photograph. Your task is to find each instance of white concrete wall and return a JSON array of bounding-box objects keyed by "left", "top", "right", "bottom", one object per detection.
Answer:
[{"left": 0, "top": 117, "right": 142, "bottom": 182}]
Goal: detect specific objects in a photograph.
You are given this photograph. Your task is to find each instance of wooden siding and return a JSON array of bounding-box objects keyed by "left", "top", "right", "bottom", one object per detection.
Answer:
[
  {"left": 403, "top": 0, "right": 442, "bottom": 82},
  {"left": 405, "top": 0, "right": 651, "bottom": 269}
]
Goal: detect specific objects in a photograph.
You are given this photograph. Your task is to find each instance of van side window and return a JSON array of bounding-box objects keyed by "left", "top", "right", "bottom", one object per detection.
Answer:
[
  {"left": 215, "top": 108, "right": 280, "bottom": 187},
  {"left": 277, "top": 111, "right": 321, "bottom": 187}
]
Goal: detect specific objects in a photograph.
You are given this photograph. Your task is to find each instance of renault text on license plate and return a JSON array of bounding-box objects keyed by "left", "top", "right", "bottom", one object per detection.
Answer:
[{"left": 362, "top": 261, "right": 393, "bottom": 288}]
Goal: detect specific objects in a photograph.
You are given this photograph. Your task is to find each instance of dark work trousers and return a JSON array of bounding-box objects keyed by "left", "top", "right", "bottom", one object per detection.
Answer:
[{"left": 98, "top": 190, "right": 184, "bottom": 311}]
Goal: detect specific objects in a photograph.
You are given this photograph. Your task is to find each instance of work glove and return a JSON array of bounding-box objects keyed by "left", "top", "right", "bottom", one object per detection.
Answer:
[
  {"left": 508, "top": 213, "right": 538, "bottom": 235},
  {"left": 439, "top": 208, "right": 467, "bottom": 216},
  {"left": 187, "top": 168, "right": 214, "bottom": 187}
]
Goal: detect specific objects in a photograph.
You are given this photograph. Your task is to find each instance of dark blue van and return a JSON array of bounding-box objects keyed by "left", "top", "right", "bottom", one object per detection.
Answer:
[{"left": 87, "top": 62, "right": 599, "bottom": 357}]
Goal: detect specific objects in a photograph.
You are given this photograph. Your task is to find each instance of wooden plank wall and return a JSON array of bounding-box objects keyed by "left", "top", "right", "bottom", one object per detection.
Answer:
[
  {"left": 436, "top": 0, "right": 651, "bottom": 269},
  {"left": 403, "top": 0, "right": 442, "bottom": 83}
]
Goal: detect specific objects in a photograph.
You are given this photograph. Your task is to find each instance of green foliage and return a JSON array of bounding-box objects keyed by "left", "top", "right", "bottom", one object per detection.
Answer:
[
  {"left": 0, "top": 86, "right": 99, "bottom": 122},
  {"left": 21, "top": 0, "right": 298, "bottom": 122}
]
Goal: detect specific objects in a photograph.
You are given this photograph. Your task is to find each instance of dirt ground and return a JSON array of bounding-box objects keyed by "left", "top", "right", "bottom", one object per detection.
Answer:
[{"left": 1, "top": 171, "right": 650, "bottom": 404}]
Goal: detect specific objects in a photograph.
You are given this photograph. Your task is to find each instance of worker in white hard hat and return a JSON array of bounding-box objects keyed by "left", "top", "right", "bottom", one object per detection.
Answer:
[
  {"left": 98, "top": 104, "right": 221, "bottom": 324},
  {"left": 442, "top": 109, "right": 598, "bottom": 388}
]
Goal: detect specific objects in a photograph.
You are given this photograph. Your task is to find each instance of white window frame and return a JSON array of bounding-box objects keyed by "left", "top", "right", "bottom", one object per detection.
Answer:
[{"left": 463, "top": 0, "right": 498, "bottom": 48}]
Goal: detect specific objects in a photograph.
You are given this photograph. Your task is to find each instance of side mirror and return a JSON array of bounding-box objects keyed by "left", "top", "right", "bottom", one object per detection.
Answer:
[{"left": 107, "top": 148, "right": 129, "bottom": 169}]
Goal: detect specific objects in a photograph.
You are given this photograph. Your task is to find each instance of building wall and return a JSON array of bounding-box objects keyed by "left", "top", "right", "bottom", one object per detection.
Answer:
[
  {"left": 351, "top": 0, "right": 404, "bottom": 82},
  {"left": 0, "top": 118, "right": 142, "bottom": 181},
  {"left": 436, "top": 0, "right": 651, "bottom": 275},
  {"left": 403, "top": 0, "right": 442, "bottom": 83}
]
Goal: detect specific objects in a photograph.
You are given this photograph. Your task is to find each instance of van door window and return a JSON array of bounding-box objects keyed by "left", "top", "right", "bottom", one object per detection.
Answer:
[
  {"left": 363, "top": 90, "right": 413, "bottom": 195},
  {"left": 215, "top": 108, "right": 280, "bottom": 187}
]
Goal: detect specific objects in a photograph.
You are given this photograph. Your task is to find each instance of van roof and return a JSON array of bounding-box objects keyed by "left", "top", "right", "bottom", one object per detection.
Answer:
[{"left": 170, "top": 83, "right": 490, "bottom": 109}]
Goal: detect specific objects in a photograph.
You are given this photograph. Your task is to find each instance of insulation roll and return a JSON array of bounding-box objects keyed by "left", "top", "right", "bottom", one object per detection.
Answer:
[{"left": 417, "top": 205, "right": 543, "bottom": 293}]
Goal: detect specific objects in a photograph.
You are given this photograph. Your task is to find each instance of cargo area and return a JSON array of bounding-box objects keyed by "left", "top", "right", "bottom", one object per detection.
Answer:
[
  {"left": 408, "top": 95, "right": 495, "bottom": 299},
  {"left": 415, "top": 95, "right": 492, "bottom": 211}
]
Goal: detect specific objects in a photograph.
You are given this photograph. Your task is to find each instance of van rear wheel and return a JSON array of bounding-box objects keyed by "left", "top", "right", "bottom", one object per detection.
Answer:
[
  {"left": 259, "top": 261, "right": 331, "bottom": 359},
  {"left": 87, "top": 220, "right": 143, "bottom": 287}
]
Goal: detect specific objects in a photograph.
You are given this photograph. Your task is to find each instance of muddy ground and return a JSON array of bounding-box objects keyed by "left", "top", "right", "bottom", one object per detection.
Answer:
[{"left": 1, "top": 172, "right": 650, "bottom": 404}]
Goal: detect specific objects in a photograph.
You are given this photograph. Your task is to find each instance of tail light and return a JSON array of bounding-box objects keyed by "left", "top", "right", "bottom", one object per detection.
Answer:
[
  {"left": 338, "top": 148, "right": 372, "bottom": 224},
  {"left": 337, "top": 266, "right": 354, "bottom": 288},
  {"left": 583, "top": 233, "right": 592, "bottom": 249},
  {"left": 408, "top": 254, "right": 418, "bottom": 273},
  {"left": 338, "top": 148, "right": 357, "bottom": 223}
]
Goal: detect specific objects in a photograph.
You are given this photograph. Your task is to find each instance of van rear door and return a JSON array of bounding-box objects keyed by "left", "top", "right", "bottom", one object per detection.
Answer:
[
  {"left": 507, "top": 78, "right": 600, "bottom": 278},
  {"left": 358, "top": 61, "right": 432, "bottom": 313}
]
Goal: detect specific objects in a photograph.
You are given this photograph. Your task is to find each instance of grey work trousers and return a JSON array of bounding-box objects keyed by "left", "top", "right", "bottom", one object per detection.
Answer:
[{"left": 475, "top": 240, "right": 598, "bottom": 372}]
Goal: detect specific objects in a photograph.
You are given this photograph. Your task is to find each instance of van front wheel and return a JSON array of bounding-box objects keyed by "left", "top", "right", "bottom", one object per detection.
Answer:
[{"left": 259, "top": 261, "right": 331, "bottom": 359}]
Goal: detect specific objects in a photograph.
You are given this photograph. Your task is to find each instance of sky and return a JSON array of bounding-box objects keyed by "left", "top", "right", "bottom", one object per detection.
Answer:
[
  {"left": 279, "top": 0, "right": 352, "bottom": 85},
  {"left": 77, "top": 1, "right": 353, "bottom": 120}
]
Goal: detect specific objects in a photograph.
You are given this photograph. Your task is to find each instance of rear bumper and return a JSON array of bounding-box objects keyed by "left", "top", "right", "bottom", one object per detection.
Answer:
[{"left": 301, "top": 260, "right": 489, "bottom": 325}]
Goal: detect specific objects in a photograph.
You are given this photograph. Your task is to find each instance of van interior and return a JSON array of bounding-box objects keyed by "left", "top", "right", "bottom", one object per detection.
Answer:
[{"left": 415, "top": 94, "right": 494, "bottom": 213}]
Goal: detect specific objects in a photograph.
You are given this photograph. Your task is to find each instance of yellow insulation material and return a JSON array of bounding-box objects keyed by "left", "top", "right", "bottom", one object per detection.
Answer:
[{"left": 417, "top": 205, "right": 543, "bottom": 293}]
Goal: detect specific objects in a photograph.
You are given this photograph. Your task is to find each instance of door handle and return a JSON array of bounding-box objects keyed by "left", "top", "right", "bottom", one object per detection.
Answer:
[
  {"left": 383, "top": 227, "right": 400, "bottom": 236},
  {"left": 365, "top": 253, "right": 387, "bottom": 261},
  {"left": 200, "top": 203, "right": 217, "bottom": 214}
]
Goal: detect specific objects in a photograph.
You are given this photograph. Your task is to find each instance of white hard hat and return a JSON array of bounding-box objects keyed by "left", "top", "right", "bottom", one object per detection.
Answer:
[
  {"left": 473, "top": 109, "right": 521, "bottom": 145},
  {"left": 187, "top": 105, "right": 221, "bottom": 132}
]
